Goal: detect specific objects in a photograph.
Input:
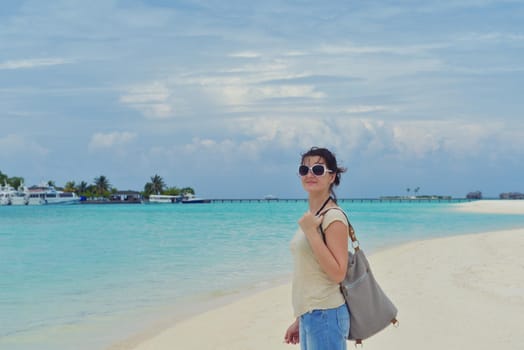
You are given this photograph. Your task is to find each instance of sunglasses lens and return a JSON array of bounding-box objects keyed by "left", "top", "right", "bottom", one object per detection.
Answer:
[
  {"left": 312, "top": 165, "right": 325, "bottom": 176},
  {"left": 298, "top": 165, "right": 309, "bottom": 176}
]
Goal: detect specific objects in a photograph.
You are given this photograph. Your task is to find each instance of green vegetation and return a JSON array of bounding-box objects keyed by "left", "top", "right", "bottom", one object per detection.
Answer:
[
  {"left": 94, "top": 175, "right": 111, "bottom": 197},
  {"left": 143, "top": 174, "right": 194, "bottom": 197},
  {"left": 144, "top": 174, "right": 165, "bottom": 196},
  {"left": 0, "top": 170, "right": 24, "bottom": 189},
  {"left": 1, "top": 170, "right": 194, "bottom": 199}
]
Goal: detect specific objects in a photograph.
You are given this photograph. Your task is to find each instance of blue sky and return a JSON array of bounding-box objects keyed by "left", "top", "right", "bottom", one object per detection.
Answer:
[{"left": 1, "top": 0, "right": 523, "bottom": 198}]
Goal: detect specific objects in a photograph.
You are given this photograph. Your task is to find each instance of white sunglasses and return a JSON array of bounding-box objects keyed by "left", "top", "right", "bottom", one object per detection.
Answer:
[{"left": 298, "top": 164, "right": 333, "bottom": 177}]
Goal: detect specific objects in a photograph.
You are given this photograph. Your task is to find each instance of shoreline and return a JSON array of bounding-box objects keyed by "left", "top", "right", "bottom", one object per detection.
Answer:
[
  {"left": 121, "top": 227, "right": 524, "bottom": 350},
  {"left": 453, "top": 199, "right": 524, "bottom": 214},
  {"left": 107, "top": 275, "right": 292, "bottom": 350},
  {"left": 116, "top": 217, "right": 524, "bottom": 349}
]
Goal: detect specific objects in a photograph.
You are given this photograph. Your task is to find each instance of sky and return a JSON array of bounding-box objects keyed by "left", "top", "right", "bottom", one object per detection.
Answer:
[{"left": 1, "top": 0, "right": 523, "bottom": 199}]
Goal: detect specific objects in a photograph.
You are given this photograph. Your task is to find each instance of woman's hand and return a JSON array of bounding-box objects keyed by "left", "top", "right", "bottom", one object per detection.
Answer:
[
  {"left": 284, "top": 318, "right": 300, "bottom": 345},
  {"left": 298, "top": 211, "right": 323, "bottom": 239}
]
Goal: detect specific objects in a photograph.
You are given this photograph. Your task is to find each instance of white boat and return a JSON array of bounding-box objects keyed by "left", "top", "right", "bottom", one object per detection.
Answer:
[
  {"left": 0, "top": 187, "right": 12, "bottom": 205},
  {"left": 148, "top": 193, "right": 209, "bottom": 204},
  {"left": 148, "top": 194, "right": 182, "bottom": 203},
  {"left": 181, "top": 193, "right": 210, "bottom": 204},
  {"left": 27, "top": 184, "right": 80, "bottom": 205},
  {"left": 0, "top": 183, "right": 30, "bottom": 205},
  {"left": 263, "top": 194, "right": 278, "bottom": 201}
]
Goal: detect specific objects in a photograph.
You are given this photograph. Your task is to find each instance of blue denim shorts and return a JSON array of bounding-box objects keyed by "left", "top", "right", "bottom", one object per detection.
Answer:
[{"left": 299, "top": 304, "right": 350, "bottom": 350}]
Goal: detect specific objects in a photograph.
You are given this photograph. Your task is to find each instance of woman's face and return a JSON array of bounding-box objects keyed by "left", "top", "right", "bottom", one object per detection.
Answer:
[{"left": 300, "top": 156, "right": 335, "bottom": 194}]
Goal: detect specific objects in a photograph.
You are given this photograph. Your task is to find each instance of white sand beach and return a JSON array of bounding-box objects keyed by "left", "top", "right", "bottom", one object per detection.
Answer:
[
  {"left": 123, "top": 202, "right": 524, "bottom": 350},
  {"left": 454, "top": 199, "right": 524, "bottom": 214}
]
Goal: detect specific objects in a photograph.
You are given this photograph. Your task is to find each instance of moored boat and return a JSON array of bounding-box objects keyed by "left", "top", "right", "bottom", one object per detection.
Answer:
[
  {"left": 148, "top": 193, "right": 210, "bottom": 204},
  {"left": 148, "top": 194, "right": 182, "bottom": 203},
  {"left": 27, "top": 184, "right": 80, "bottom": 205},
  {"left": 0, "top": 183, "right": 30, "bottom": 205},
  {"left": 0, "top": 189, "right": 11, "bottom": 205},
  {"left": 263, "top": 194, "right": 278, "bottom": 201},
  {"left": 181, "top": 193, "right": 211, "bottom": 204}
]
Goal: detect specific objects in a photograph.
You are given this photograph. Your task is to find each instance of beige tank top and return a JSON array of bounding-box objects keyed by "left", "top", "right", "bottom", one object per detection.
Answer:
[{"left": 290, "top": 208, "right": 348, "bottom": 317}]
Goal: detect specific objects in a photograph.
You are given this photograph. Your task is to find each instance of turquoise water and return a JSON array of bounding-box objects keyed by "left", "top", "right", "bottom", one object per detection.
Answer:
[{"left": 1, "top": 201, "right": 524, "bottom": 349}]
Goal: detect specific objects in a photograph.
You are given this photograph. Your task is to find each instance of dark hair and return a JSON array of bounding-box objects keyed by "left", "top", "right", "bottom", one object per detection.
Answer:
[{"left": 301, "top": 147, "right": 346, "bottom": 202}]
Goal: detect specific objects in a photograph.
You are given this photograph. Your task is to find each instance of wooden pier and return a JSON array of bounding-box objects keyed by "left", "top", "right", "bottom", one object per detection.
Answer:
[{"left": 209, "top": 198, "right": 472, "bottom": 204}]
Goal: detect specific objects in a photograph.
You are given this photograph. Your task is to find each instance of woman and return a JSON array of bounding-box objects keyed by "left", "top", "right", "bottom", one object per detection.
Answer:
[{"left": 284, "top": 147, "right": 350, "bottom": 349}]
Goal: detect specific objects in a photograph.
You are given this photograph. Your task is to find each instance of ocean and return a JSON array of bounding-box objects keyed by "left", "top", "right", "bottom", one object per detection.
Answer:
[{"left": 1, "top": 200, "right": 524, "bottom": 350}]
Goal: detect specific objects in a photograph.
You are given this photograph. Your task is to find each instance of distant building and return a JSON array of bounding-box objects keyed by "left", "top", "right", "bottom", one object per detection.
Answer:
[
  {"left": 466, "top": 191, "right": 482, "bottom": 199},
  {"left": 110, "top": 191, "right": 143, "bottom": 202},
  {"left": 499, "top": 192, "right": 524, "bottom": 199}
]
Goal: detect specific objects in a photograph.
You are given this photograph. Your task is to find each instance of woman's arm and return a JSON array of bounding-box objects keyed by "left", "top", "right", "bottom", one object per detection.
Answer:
[{"left": 299, "top": 212, "right": 348, "bottom": 283}]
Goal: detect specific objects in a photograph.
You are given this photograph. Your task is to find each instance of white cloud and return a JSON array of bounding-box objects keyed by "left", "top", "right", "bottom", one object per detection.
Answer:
[
  {"left": 229, "top": 51, "right": 261, "bottom": 58},
  {"left": 175, "top": 117, "right": 524, "bottom": 164},
  {"left": 317, "top": 43, "right": 447, "bottom": 56},
  {"left": 0, "top": 58, "right": 71, "bottom": 70},
  {"left": 389, "top": 120, "right": 524, "bottom": 160},
  {"left": 119, "top": 82, "right": 174, "bottom": 119},
  {"left": 141, "top": 138, "right": 239, "bottom": 171},
  {"left": 218, "top": 117, "right": 333, "bottom": 156},
  {"left": 183, "top": 138, "right": 236, "bottom": 154},
  {"left": 458, "top": 31, "right": 523, "bottom": 42},
  {"left": 0, "top": 134, "right": 49, "bottom": 156},
  {"left": 214, "top": 84, "right": 325, "bottom": 106},
  {"left": 345, "top": 105, "right": 389, "bottom": 114},
  {"left": 88, "top": 131, "right": 137, "bottom": 152},
  {"left": 121, "top": 62, "right": 329, "bottom": 116},
  {"left": 218, "top": 61, "right": 291, "bottom": 76},
  {"left": 283, "top": 51, "right": 308, "bottom": 57},
  {"left": 178, "top": 58, "right": 328, "bottom": 106}
]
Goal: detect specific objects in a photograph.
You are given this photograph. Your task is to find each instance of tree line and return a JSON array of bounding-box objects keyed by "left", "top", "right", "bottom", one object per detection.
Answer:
[
  {"left": 0, "top": 171, "right": 24, "bottom": 189},
  {"left": 0, "top": 171, "right": 194, "bottom": 198}
]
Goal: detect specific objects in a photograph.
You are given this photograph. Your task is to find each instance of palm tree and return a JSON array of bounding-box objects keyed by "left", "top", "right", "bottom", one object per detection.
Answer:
[
  {"left": 94, "top": 175, "right": 111, "bottom": 196},
  {"left": 414, "top": 187, "right": 420, "bottom": 197},
  {"left": 150, "top": 174, "right": 165, "bottom": 195},
  {"left": 180, "top": 187, "right": 195, "bottom": 195},
  {"left": 0, "top": 170, "right": 8, "bottom": 185},
  {"left": 87, "top": 184, "right": 97, "bottom": 197},
  {"left": 144, "top": 182, "right": 154, "bottom": 196},
  {"left": 164, "top": 186, "right": 181, "bottom": 196},
  {"left": 8, "top": 176, "right": 24, "bottom": 189},
  {"left": 77, "top": 181, "right": 88, "bottom": 195},
  {"left": 406, "top": 188, "right": 411, "bottom": 198},
  {"left": 64, "top": 181, "right": 76, "bottom": 192}
]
